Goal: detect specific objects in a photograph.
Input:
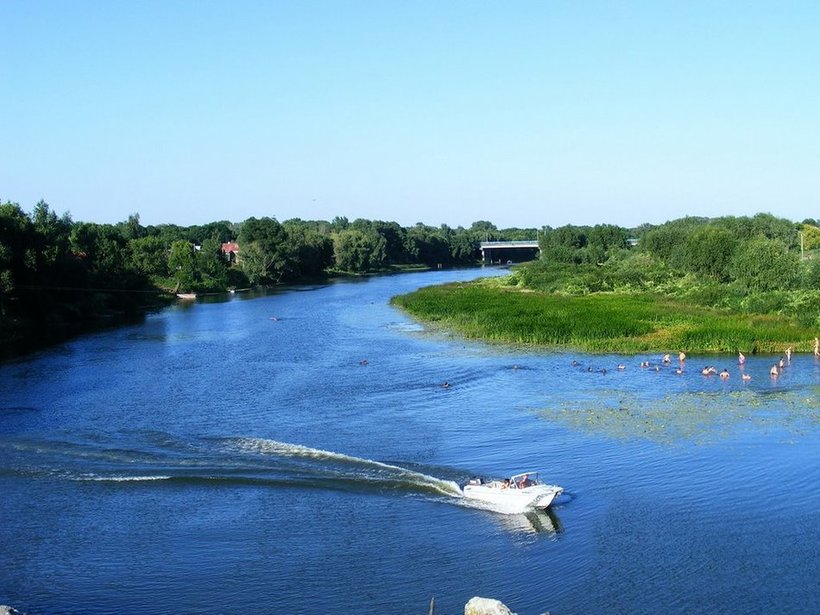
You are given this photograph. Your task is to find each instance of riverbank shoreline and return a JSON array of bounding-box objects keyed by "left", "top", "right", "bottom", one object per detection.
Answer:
[{"left": 391, "top": 277, "right": 818, "bottom": 354}]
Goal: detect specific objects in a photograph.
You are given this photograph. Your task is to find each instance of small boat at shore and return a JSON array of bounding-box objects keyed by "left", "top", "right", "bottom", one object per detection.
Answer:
[{"left": 462, "top": 472, "right": 563, "bottom": 514}]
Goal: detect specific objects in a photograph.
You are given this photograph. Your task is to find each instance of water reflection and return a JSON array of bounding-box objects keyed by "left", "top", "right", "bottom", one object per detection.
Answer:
[{"left": 493, "top": 507, "right": 564, "bottom": 536}]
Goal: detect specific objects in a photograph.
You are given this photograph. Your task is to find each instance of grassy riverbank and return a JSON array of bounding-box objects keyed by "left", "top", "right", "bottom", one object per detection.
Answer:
[{"left": 391, "top": 276, "right": 817, "bottom": 354}]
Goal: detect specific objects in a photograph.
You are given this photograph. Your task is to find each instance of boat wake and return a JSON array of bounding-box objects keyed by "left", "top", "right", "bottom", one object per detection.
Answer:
[
  {"left": 3, "top": 433, "right": 570, "bottom": 527},
  {"left": 3, "top": 434, "right": 465, "bottom": 500},
  {"left": 226, "top": 437, "right": 464, "bottom": 498}
]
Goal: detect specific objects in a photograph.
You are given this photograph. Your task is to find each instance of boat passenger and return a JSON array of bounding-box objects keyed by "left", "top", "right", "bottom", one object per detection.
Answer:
[
  {"left": 502, "top": 478, "right": 510, "bottom": 489},
  {"left": 519, "top": 474, "right": 531, "bottom": 488}
]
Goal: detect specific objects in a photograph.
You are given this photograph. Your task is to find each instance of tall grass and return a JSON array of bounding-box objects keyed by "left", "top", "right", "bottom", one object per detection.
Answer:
[{"left": 391, "top": 280, "right": 817, "bottom": 353}]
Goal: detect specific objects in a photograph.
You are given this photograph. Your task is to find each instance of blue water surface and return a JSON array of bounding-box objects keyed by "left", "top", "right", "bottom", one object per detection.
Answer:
[{"left": 1, "top": 267, "right": 818, "bottom": 614}]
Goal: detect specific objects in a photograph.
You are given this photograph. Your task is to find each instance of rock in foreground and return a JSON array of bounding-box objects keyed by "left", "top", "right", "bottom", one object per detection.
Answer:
[{"left": 464, "top": 596, "right": 516, "bottom": 615}]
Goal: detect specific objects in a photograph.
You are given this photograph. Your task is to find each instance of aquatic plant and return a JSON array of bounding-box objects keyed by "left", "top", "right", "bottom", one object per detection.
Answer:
[{"left": 391, "top": 281, "right": 817, "bottom": 353}]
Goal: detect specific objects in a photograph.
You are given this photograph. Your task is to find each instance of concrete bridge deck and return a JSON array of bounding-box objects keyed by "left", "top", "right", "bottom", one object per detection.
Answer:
[{"left": 479, "top": 240, "right": 540, "bottom": 263}]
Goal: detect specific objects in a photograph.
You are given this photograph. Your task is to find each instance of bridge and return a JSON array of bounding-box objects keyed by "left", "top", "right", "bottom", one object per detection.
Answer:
[{"left": 479, "top": 240, "right": 540, "bottom": 263}]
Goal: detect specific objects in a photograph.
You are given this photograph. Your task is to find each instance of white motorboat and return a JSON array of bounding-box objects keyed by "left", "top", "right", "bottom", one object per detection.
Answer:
[{"left": 461, "top": 472, "right": 563, "bottom": 514}]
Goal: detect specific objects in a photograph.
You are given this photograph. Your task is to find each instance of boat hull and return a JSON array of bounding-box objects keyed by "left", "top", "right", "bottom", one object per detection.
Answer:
[{"left": 462, "top": 483, "right": 563, "bottom": 515}]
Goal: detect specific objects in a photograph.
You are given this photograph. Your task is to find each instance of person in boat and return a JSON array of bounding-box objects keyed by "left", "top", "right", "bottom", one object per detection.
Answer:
[
  {"left": 501, "top": 478, "right": 510, "bottom": 489},
  {"left": 518, "top": 474, "right": 532, "bottom": 488}
]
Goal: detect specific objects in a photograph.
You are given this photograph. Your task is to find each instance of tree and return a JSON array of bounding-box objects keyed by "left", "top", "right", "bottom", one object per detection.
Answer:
[
  {"left": 69, "top": 223, "right": 129, "bottom": 284},
  {"left": 32, "top": 200, "right": 72, "bottom": 268},
  {"left": 0, "top": 202, "right": 35, "bottom": 310},
  {"left": 196, "top": 235, "right": 228, "bottom": 290},
  {"left": 333, "top": 229, "right": 386, "bottom": 272},
  {"left": 683, "top": 226, "right": 737, "bottom": 281},
  {"left": 238, "top": 217, "right": 294, "bottom": 282},
  {"left": 730, "top": 238, "right": 799, "bottom": 291},
  {"left": 282, "top": 222, "right": 333, "bottom": 277},
  {"left": 117, "top": 213, "right": 144, "bottom": 241},
  {"left": 168, "top": 240, "right": 198, "bottom": 292},
  {"left": 128, "top": 236, "right": 168, "bottom": 277},
  {"left": 404, "top": 225, "right": 449, "bottom": 266}
]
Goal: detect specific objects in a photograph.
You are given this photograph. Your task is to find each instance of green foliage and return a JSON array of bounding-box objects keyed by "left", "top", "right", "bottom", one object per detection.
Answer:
[
  {"left": 128, "top": 236, "right": 168, "bottom": 277},
  {"left": 238, "top": 217, "right": 295, "bottom": 282},
  {"left": 801, "top": 257, "right": 820, "bottom": 289},
  {"left": 798, "top": 224, "right": 820, "bottom": 250},
  {"left": 392, "top": 281, "right": 816, "bottom": 353},
  {"left": 238, "top": 242, "right": 273, "bottom": 285},
  {"left": 196, "top": 236, "right": 228, "bottom": 291},
  {"left": 730, "top": 238, "right": 799, "bottom": 291},
  {"left": 683, "top": 226, "right": 737, "bottom": 281},
  {"left": 332, "top": 228, "right": 386, "bottom": 272},
  {"left": 168, "top": 240, "right": 197, "bottom": 292}
]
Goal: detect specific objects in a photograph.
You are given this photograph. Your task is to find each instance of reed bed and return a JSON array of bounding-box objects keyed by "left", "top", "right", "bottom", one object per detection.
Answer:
[{"left": 391, "top": 281, "right": 817, "bottom": 354}]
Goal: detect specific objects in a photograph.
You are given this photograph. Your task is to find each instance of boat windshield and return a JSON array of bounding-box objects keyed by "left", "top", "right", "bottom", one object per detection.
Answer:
[{"left": 510, "top": 472, "right": 539, "bottom": 488}]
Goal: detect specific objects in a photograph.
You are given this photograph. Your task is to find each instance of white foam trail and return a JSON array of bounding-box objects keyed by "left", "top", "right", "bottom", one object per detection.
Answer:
[
  {"left": 231, "top": 438, "right": 463, "bottom": 497},
  {"left": 75, "top": 474, "right": 172, "bottom": 482}
]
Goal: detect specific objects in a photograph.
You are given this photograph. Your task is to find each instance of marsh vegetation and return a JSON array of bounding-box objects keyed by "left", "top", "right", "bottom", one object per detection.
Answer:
[{"left": 393, "top": 214, "right": 820, "bottom": 353}]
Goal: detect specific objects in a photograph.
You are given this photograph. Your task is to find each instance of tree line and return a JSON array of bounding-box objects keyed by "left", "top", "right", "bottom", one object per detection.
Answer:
[
  {"left": 527, "top": 213, "right": 820, "bottom": 327},
  {"left": 3, "top": 199, "right": 818, "bottom": 352},
  {"left": 0, "top": 200, "right": 530, "bottom": 350}
]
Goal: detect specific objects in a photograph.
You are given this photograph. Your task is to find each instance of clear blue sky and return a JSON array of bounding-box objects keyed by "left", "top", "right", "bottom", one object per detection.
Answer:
[{"left": 2, "top": 1, "right": 818, "bottom": 229}]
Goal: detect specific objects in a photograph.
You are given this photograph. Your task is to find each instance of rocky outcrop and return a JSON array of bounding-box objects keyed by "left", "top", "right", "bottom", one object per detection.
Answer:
[{"left": 464, "top": 596, "right": 516, "bottom": 615}]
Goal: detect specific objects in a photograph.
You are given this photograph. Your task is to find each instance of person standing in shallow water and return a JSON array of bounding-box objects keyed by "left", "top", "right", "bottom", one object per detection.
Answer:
[
  {"left": 738, "top": 351, "right": 746, "bottom": 365},
  {"left": 815, "top": 337, "right": 819, "bottom": 357}
]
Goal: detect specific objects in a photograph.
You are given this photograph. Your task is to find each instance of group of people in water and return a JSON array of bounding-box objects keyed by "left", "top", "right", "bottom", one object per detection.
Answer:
[
  {"left": 410, "top": 337, "right": 820, "bottom": 389},
  {"left": 570, "top": 337, "right": 820, "bottom": 382}
]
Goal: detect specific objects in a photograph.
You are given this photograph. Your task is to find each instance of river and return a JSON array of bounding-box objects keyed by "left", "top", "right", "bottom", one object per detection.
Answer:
[{"left": 1, "top": 267, "right": 818, "bottom": 614}]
